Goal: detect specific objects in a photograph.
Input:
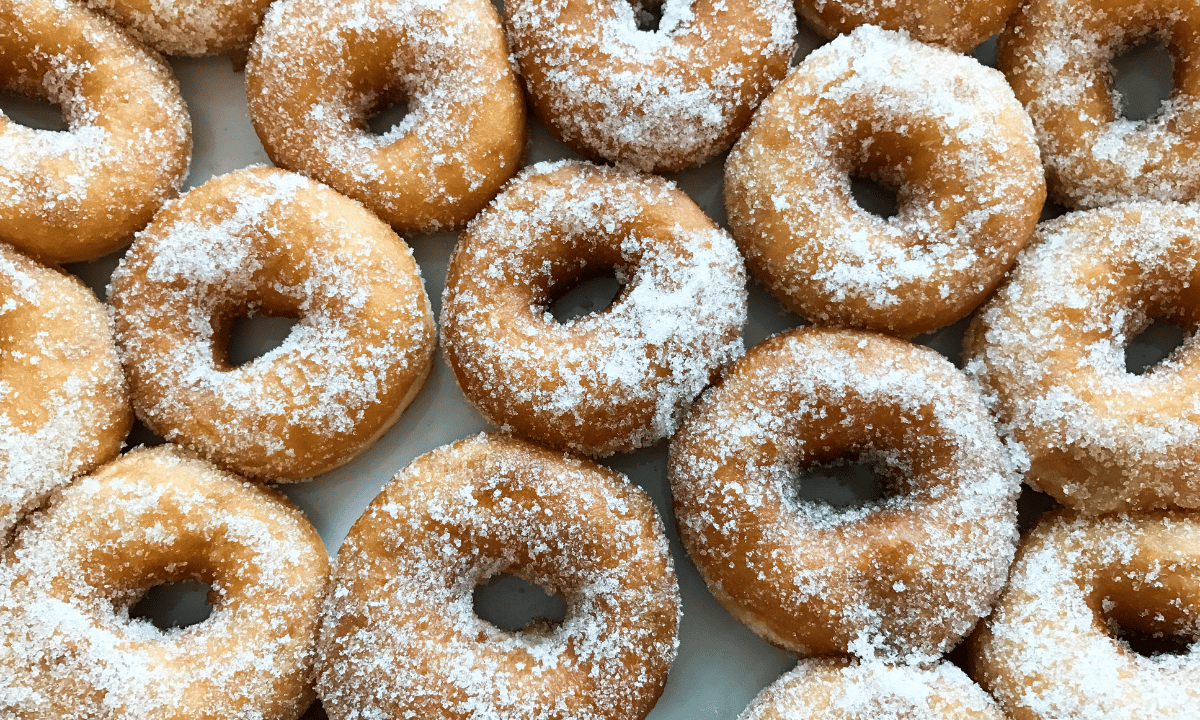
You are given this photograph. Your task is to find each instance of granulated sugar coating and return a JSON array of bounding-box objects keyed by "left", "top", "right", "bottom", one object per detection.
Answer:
[
  {"left": 965, "top": 202, "right": 1200, "bottom": 514},
  {"left": 441, "top": 161, "right": 748, "bottom": 457},
  {"left": 725, "top": 25, "right": 1045, "bottom": 338},
  {"left": 669, "top": 328, "right": 1020, "bottom": 662},
  {"left": 317, "top": 433, "right": 680, "bottom": 720},
  {"left": 0, "top": 243, "right": 131, "bottom": 545},
  {"left": 83, "top": 0, "right": 275, "bottom": 56},
  {"left": 108, "top": 167, "right": 435, "bottom": 482},
  {"left": 998, "top": 0, "right": 1200, "bottom": 208},
  {"left": 738, "top": 658, "right": 1006, "bottom": 720},
  {"left": 971, "top": 511, "right": 1200, "bottom": 720},
  {"left": 0, "top": 0, "right": 191, "bottom": 264},
  {"left": 245, "top": 0, "right": 526, "bottom": 232},
  {"left": 505, "top": 0, "right": 795, "bottom": 172},
  {"left": 0, "top": 445, "right": 330, "bottom": 720},
  {"left": 794, "top": 0, "right": 1022, "bottom": 53}
]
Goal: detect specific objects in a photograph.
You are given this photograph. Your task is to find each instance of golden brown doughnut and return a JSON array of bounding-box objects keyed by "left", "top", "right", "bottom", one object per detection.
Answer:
[
  {"left": 245, "top": 0, "right": 526, "bottom": 233},
  {"left": 505, "top": 0, "right": 796, "bottom": 172},
  {"left": 317, "top": 433, "right": 680, "bottom": 720},
  {"left": 998, "top": 0, "right": 1200, "bottom": 208},
  {"left": 83, "top": 0, "right": 274, "bottom": 56},
  {"left": 725, "top": 25, "right": 1044, "bottom": 337},
  {"left": 971, "top": 511, "right": 1200, "bottom": 720},
  {"left": 795, "top": 0, "right": 1021, "bottom": 53},
  {"left": 108, "top": 167, "right": 435, "bottom": 481},
  {"left": 669, "top": 327, "right": 1019, "bottom": 661},
  {"left": 440, "top": 161, "right": 747, "bottom": 457},
  {"left": 965, "top": 202, "right": 1200, "bottom": 514},
  {"left": 0, "top": 0, "right": 191, "bottom": 264},
  {"left": 740, "top": 659, "right": 1006, "bottom": 720},
  {"left": 0, "top": 243, "right": 130, "bottom": 544},
  {"left": 0, "top": 444, "right": 330, "bottom": 720}
]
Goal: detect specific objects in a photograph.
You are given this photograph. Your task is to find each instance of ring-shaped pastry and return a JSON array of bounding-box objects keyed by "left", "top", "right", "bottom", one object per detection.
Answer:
[
  {"left": 0, "top": 244, "right": 130, "bottom": 543},
  {"left": 971, "top": 511, "right": 1200, "bottom": 720},
  {"left": 108, "top": 167, "right": 435, "bottom": 481},
  {"left": 440, "top": 161, "right": 747, "bottom": 457},
  {"left": 505, "top": 0, "right": 796, "bottom": 172},
  {"left": 740, "top": 659, "right": 1006, "bottom": 720},
  {"left": 245, "top": 0, "right": 526, "bottom": 233},
  {"left": 725, "top": 26, "right": 1044, "bottom": 337},
  {"left": 0, "top": 445, "right": 330, "bottom": 720},
  {"left": 317, "top": 433, "right": 680, "bottom": 720},
  {"left": 965, "top": 202, "right": 1200, "bottom": 514},
  {"left": 0, "top": 0, "right": 191, "bottom": 264},
  {"left": 795, "top": 0, "right": 1021, "bottom": 53},
  {"left": 669, "top": 327, "right": 1019, "bottom": 661},
  {"left": 998, "top": 0, "right": 1200, "bottom": 208},
  {"left": 82, "top": 0, "right": 274, "bottom": 56}
]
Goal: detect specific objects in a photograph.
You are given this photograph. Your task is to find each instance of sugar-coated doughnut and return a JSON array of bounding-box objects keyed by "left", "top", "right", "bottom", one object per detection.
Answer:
[
  {"left": 795, "top": 0, "right": 1021, "bottom": 53},
  {"left": 669, "top": 327, "right": 1019, "bottom": 661},
  {"left": 725, "top": 25, "right": 1044, "bottom": 337},
  {"left": 998, "top": 0, "right": 1200, "bottom": 208},
  {"left": 317, "top": 433, "right": 680, "bottom": 720},
  {"left": 245, "top": 0, "right": 526, "bottom": 233},
  {"left": 505, "top": 0, "right": 795, "bottom": 172},
  {"left": 740, "top": 659, "right": 1006, "bottom": 720},
  {"left": 965, "top": 202, "right": 1200, "bottom": 514},
  {"left": 108, "top": 167, "right": 435, "bottom": 481},
  {"left": 0, "top": 444, "right": 330, "bottom": 720},
  {"left": 971, "top": 511, "right": 1200, "bottom": 720},
  {"left": 0, "top": 244, "right": 130, "bottom": 544},
  {"left": 0, "top": 0, "right": 191, "bottom": 264},
  {"left": 441, "top": 161, "right": 747, "bottom": 457},
  {"left": 83, "top": 0, "right": 274, "bottom": 56}
]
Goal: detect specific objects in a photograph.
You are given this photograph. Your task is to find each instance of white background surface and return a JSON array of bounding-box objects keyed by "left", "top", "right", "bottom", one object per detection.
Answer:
[{"left": 3, "top": 18, "right": 1181, "bottom": 720}]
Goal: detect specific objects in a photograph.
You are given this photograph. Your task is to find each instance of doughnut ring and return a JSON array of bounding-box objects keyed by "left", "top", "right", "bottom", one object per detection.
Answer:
[
  {"left": 998, "top": 0, "right": 1200, "bottom": 208},
  {"left": 246, "top": 0, "right": 526, "bottom": 233},
  {"left": 108, "top": 167, "right": 435, "bottom": 481},
  {"left": 440, "top": 160, "right": 747, "bottom": 457},
  {"left": 740, "top": 659, "right": 1006, "bottom": 720},
  {"left": 316, "top": 433, "right": 680, "bottom": 720},
  {"left": 669, "top": 327, "right": 1019, "bottom": 661},
  {"left": 0, "top": 0, "right": 191, "bottom": 264},
  {"left": 795, "top": 0, "right": 1022, "bottom": 53},
  {"left": 82, "top": 0, "right": 275, "bottom": 56},
  {"left": 0, "top": 444, "right": 330, "bottom": 720},
  {"left": 965, "top": 202, "right": 1200, "bottom": 514},
  {"left": 0, "top": 243, "right": 131, "bottom": 544},
  {"left": 505, "top": 0, "right": 796, "bottom": 172},
  {"left": 971, "top": 510, "right": 1200, "bottom": 720},
  {"left": 725, "top": 25, "right": 1044, "bottom": 337}
]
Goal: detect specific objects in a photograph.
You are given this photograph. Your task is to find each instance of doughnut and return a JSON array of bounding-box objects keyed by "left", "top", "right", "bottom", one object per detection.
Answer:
[
  {"left": 965, "top": 202, "right": 1200, "bottom": 514},
  {"left": 998, "top": 0, "right": 1200, "bottom": 208},
  {"left": 245, "top": 0, "right": 526, "bottom": 233},
  {"left": 108, "top": 167, "right": 435, "bottom": 481},
  {"left": 971, "top": 511, "right": 1200, "bottom": 720},
  {"left": 794, "top": 0, "right": 1021, "bottom": 53},
  {"left": 81, "top": 0, "right": 274, "bottom": 56},
  {"left": 505, "top": 0, "right": 796, "bottom": 172},
  {"left": 440, "top": 161, "right": 747, "bottom": 457},
  {"left": 724, "top": 25, "right": 1045, "bottom": 338},
  {"left": 740, "top": 659, "right": 1006, "bottom": 720},
  {"left": 0, "top": 243, "right": 131, "bottom": 545},
  {"left": 0, "top": 444, "right": 330, "bottom": 720},
  {"left": 316, "top": 433, "right": 680, "bottom": 720},
  {"left": 0, "top": 0, "right": 191, "bottom": 265},
  {"left": 669, "top": 327, "right": 1019, "bottom": 661}
]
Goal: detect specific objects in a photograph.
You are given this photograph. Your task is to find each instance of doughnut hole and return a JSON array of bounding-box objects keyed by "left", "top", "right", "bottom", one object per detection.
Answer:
[
  {"left": 209, "top": 290, "right": 305, "bottom": 371},
  {"left": 547, "top": 268, "right": 623, "bottom": 323},
  {"left": 848, "top": 173, "right": 900, "bottom": 220},
  {"left": 1110, "top": 35, "right": 1176, "bottom": 122},
  {"left": 0, "top": 90, "right": 67, "bottom": 131},
  {"left": 792, "top": 453, "right": 891, "bottom": 511},
  {"left": 1124, "top": 317, "right": 1189, "bottom": 375},
  {"left": 473, "top": 572, "right": 568, "bottom": 632},
  {"left": 629, "top": 0, "right": 664, "bottom": 31},
  {"left": 128, "top": 580, "right": 216, "bottom": 631},
  {"left": 225, "top": 312, "right": 301, "bottom": 366},
  {"left": 366, "top": 96, "right": 411, "bottom": 136}
]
